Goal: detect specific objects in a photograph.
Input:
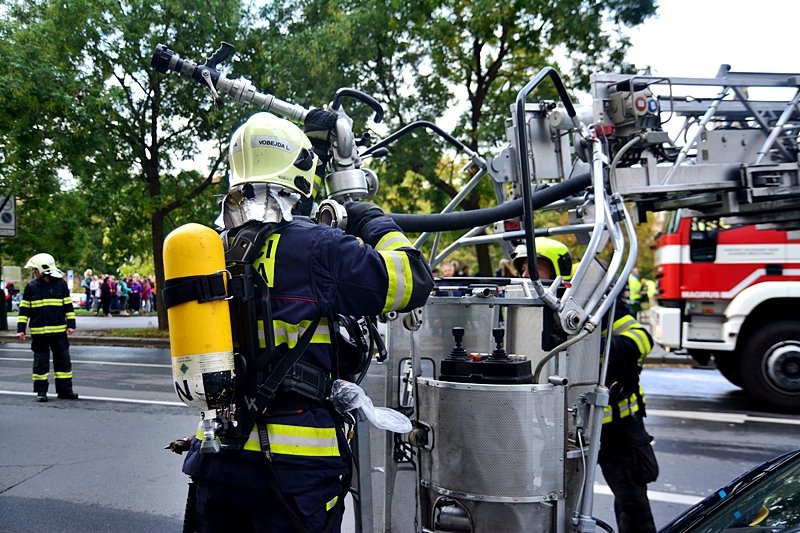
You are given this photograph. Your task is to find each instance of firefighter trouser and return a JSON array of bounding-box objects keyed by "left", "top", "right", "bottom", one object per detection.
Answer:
[
  {"left": 598, "top": 442, "right": 658, "bottom": 533},
  {"left": 31, "top": 334, "right": 74, "bottom": 395}
]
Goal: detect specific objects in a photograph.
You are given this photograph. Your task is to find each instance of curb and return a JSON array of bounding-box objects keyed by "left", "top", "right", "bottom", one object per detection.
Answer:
[{"left": 0, "top": 334, "right": 170, "bottom": 349}]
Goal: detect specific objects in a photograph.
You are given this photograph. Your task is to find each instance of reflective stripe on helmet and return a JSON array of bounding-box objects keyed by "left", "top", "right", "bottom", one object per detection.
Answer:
[{"left": 379, "top": 249, "right": 412, "bottom": 313}]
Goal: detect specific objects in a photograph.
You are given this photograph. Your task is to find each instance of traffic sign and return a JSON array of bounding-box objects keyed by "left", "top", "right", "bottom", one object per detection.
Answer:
[{"left": 0, "top": 194, "right": 16, "bottom": 237}]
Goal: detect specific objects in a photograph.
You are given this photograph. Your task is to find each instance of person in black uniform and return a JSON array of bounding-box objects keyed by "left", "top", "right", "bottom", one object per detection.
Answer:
[
  {"left": 17, "top": 253, "right": 78, "bottom": 402},
  {"left": 180, "top": 111, "right": 434, "bottom": 532},
  {"left": 599, "top": 300, "right": 659, "bottom": 533}
]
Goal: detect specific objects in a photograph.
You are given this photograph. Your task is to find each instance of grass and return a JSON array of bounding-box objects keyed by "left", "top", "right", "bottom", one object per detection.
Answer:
[{"left": 104, "top": 327, "right": 170, "bottom": 338}]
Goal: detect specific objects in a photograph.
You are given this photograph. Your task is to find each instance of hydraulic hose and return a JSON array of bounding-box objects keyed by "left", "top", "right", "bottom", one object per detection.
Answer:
[{"left": 388, "top": 172, "right": 591, "bottom": 232}]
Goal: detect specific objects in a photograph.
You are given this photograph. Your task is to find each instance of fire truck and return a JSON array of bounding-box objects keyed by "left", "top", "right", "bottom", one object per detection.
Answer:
[
  {"left": 651, "top": 212, "right": 800, "bottom": 410},
  {"left": 155, "top": 41, "right": 800, "bottom": 531}
]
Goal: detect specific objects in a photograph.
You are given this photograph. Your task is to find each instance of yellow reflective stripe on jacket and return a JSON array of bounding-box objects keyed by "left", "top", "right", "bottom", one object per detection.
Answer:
[
  {"left": 273, "top": 317, "right": 330, "bottom": 348},
  {"left": 611, "top": 315, "right": 636, "bottom": 335},
  {"left": 620, "top": 327, "right": 653, "bottom": 359},
  {"left": 326, "top": 495, "right": 339, "bottom": 511},
  {"left": 18, "top": 316, "right": 28, "bottom": 324},
  {"left": 378, "top": 250, "right": 412, "bottom": 313},
  {"left": 65, "top": 312, "right": 76, "bottom": 320},
  {"left": 257, "top": 319, "right": 267, "bottom": 349},
  {"left": 61, "top": 297, "right": 72, "bottom": 305},
  {"left": 602, "top": 384, "right": 646, "bottom": 424},
  {"left": 32, "top": 373, "right": 49, "bottom": 381},
  {"left": 54, "top": 371, "right": 73, "bottom": 379},
  {"left": 195, "top": 423, "right": 340, "bottom": 457},
  {"left": 376, "top": 231, "right": 412, "bottom": 251},
  {"left": 29, "top": 298, "right": 67, "bottom": 308},
  {"left": 30, "top": 325, "right": 68, "bottom": 335}
]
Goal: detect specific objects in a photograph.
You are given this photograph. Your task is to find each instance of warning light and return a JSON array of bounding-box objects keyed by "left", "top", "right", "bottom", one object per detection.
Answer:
[
  {"left": 634, "top": 95, "right": 647, "bottom": 112},
  {"left": 594, "top": 123, "right": 615, "bottom": 136}
]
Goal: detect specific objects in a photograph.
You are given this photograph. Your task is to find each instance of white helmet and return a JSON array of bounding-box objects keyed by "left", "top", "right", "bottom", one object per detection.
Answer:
[
  {"left": 25, "top": 253, "right": 63, "bottom": 278},
  {"left": 228, "top": 112, "right": 318, "bottom": 197}
]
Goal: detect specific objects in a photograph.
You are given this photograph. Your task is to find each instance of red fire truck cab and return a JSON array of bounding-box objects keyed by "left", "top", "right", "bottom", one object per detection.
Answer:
[{"left": 651, "top": 210, "right": 800, "bottom": 410}]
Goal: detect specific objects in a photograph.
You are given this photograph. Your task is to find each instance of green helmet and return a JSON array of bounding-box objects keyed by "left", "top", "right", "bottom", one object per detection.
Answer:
[
  {"left": 512, "top": 237, "right": 573, "bottom": 281},
  {"left": 25, "top": 253, "right": 63, "bottom": 278},
  {"left": 228, "top": 112, "right": 318, "bottom": 197}
]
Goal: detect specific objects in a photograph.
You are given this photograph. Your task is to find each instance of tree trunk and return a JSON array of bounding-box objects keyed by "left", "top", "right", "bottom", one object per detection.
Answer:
[{"left": 153, "top": 209, "right": 168, "bottom": 331}]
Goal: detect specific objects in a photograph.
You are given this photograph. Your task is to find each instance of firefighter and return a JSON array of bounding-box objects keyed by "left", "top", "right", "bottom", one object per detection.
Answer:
[
  {"left": 516, "top": 242, "right": 658, "bottom": 531},
  {"left": 17, "top": 253, "right": 78, "bottom": 402},
  {"left": 600, "top": 300, "right": 658, "bottom": 533},
  {"left": 511, "top": 237, "right": 573, "bottom": 280},
  {"left": 181, "top": 111, "right": 434, "bottom": 532},
  {"left": 627, "top": 268, "right": 643, "bottom": 317}
]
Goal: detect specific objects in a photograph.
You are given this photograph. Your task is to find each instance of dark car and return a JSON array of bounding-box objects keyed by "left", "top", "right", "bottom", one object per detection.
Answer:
[{"left": 659, "top": 448, "right": 800, "bottom": 532}]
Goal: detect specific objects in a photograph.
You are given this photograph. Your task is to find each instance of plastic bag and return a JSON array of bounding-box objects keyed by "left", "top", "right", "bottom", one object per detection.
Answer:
[{"left": 328, "top": 379, "right": 412, "bottom": 433}]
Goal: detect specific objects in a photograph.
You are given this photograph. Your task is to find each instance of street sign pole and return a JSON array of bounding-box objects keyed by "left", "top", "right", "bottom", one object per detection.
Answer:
[
  {"left": 0, "top": 243, "right": 6, "bottom": 331},
  {"left": 0, "top": 194, "right": 16, "bottom": 331}
]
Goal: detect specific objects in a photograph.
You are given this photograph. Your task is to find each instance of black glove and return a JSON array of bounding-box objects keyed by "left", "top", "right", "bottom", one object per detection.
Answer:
[
  {"left": 303, "top": 109, "right": 339, "bottom": 166},
  {"left": 344, "top": 201, "right": 385, "bottom": 237}
]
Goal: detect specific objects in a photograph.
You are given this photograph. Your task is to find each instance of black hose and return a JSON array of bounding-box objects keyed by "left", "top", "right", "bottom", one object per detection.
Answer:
[
  {"left": 387, "top": 172, "right": 591, "bottom": 232},
  {"left": 593, "top": 516, "right": 615, "bottom": 533}
]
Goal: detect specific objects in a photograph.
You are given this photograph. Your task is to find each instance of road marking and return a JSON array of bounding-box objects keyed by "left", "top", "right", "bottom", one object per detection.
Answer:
[
  {"left": 0, "top": 356, "right": 169, "bottom": 369},
  {"left": 0, "top": 389, "right": 186, "bottom": 407},
  {"left": 649, "top": 408, "right": 800, "bottom": 426},
  {"left": 595, "top": 483, "right": 703, "bottom": 506}
]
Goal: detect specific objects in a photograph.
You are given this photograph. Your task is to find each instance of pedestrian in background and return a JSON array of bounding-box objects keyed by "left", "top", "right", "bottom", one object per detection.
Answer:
[
  {"left": 141, "top": 276, "right": 152, "bottom": 313},
  {"left": 495, "top": 258, "right": 515, "bottom": 277},
  {"left": 5, "top": 281, "right": 16, "bottom": 312},
  {"left": 91, "top": 275, "right": 102, "bottom": 315},
  {"left": 129, "top": 274, "right": 142, "bottom": 315},
  {"left": 117, "top": 276, "right": 130, "bottom": 316},
  {"left": 100, "top": 275, "right": 113, "bottom": 317},
  {"left": 17, "top": 253, "right": 78, "bottom": 402},
  {"left": 81, "top": 269, "right": 93, "bottom": 310}
]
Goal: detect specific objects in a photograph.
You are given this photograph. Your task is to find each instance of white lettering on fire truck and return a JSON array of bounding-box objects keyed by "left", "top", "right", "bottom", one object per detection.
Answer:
[{"left": 681, "top": 291, "right": 721, "bottom": 298}]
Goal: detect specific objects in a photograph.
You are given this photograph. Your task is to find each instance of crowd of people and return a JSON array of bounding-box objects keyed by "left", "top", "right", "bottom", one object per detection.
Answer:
[{"left": 80, "top": 269, "right": 156, "bottom": 317}]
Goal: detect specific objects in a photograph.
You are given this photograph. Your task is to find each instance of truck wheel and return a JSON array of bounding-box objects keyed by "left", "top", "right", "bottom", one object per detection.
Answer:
[
  {"left": 740, "top": 320, "right": 800, "bottom": 411},
  {"left": 714, "top": 354, "right": 743, "bottom": 388}
]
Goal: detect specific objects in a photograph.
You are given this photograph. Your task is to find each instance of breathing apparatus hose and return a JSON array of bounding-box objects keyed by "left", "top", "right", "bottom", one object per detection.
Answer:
[{"left": 387, "top": 172, "right": 591, "bottom": 233}]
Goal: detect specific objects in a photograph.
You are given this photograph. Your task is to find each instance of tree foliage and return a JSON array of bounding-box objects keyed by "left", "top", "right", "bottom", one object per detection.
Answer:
[
  {"left": 243, "top": 0, "right": 657, "bottom": 274},
  {"left": 0, "top": 0, "right": 658, "bottom": 323},
  {"left": 0, "top": 0, "right": 245, "bottom": 325}
]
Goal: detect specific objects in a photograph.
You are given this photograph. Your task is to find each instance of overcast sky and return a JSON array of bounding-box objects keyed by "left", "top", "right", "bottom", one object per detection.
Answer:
[{"left": 625, "top": 0, "right": 799, "bottom": 76}]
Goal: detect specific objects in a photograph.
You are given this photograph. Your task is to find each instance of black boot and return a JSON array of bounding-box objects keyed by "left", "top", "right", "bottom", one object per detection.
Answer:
[
  {"left": 37, "top": 392, "right": 48, "bottom": 403},
  {"left": 57, "top": 391, "right": 79, "bottom": 400}
]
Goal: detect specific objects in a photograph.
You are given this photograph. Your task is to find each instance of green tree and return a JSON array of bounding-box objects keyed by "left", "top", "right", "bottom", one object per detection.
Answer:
[
  {"left": 247, "top": 0, "right": 657, "bottom": 274},
  {"left": 0, "top": 0, "right": 246, "bottom": 326}
]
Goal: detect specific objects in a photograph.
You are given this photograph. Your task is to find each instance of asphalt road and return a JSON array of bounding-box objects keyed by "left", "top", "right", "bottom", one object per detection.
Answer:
[{"left": 0, "top": 323, "right": 798, "bottom": 532}]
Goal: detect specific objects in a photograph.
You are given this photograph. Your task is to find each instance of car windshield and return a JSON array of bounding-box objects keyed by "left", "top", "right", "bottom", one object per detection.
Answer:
[{"left": 690, "top": 454, "right": 800, "bottom": 531}]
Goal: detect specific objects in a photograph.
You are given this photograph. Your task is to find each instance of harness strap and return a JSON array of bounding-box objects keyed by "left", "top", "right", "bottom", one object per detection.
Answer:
[{"left": 161, "top": 272, "right": 227, "bottom": 310}]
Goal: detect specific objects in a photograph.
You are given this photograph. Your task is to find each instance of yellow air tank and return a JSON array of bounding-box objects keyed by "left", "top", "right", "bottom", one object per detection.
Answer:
[{"left": 163, "top": 223, "right": 235, "bottom": 414}]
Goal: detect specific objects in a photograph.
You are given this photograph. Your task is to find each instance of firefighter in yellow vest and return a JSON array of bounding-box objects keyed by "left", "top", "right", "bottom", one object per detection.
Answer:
[
  {"left": 516, "top": 242, "right": 658, "bottom": 532},
  {"left": 180, "top": 111, "right": 434, "bottom": 532},
  {"left": 17, "top": 253, "right": 78, "bottom": 402},
  {"left": 511, "top": 237, "right": 573, "bottom": 281},
  {"left": 600, "top": 300, "right": 659, "bottom": 533}
]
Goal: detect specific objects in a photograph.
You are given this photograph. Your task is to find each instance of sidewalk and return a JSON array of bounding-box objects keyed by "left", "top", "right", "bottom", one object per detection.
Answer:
[
  {"left": 0, "top": 314, "right": 693, "bottom": 364},
  {"left": 0, "top": 314, "right": 169, "bottom": 348}
]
